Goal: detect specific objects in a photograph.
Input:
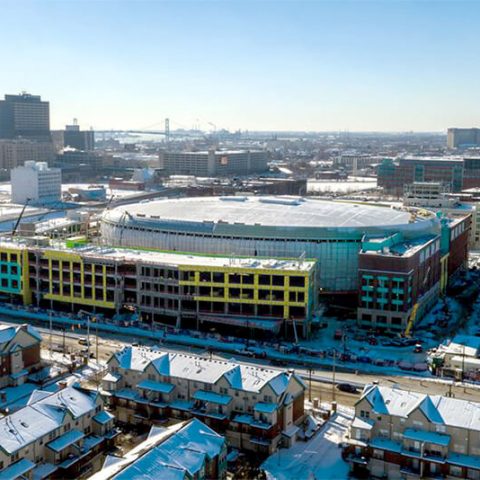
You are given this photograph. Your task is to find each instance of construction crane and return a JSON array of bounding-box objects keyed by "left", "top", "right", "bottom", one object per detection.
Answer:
[
  {"left": 404, "top": 265, "right": 431, "bottom": 337},
  {"left": 404, "top": 302, "right": 420, "bottom": 338},
  {"left": 11, "top": 198, "right": 31, "bottom": 237}
]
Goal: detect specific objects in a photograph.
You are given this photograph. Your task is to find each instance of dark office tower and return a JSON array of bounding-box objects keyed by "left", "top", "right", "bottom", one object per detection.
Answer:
[
  {"left": 0, "top": 92, "right": 50, "bottom": 140},
  {"left": 64, "top": 123, "right": 95, "bottom": 151}
]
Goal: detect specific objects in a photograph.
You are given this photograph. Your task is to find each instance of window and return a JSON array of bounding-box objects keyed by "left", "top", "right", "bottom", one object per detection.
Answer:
[
  {"left": 450, "top": 466, "right": 462, "bottom": 477},
  {"left": 435, "top": 424, "right": 446, "bottom": 433},
  {"left": 372, "top": 449, "right": 383, "bottom": 460},
  {"left": 453, "top": 444, "right": 466, "bottom": 454}
]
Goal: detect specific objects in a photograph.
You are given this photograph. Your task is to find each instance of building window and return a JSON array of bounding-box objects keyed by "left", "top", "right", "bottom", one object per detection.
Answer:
[
  {"left": 450, "top": 466, "right": 463, "bottom": 477},
  {"left": 372, "top": 449, "right": 383, "bottom": 460}
]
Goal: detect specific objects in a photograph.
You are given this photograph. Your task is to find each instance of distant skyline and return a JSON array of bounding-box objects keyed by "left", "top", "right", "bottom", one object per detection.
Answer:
[{"left": 1, "top": 0, "right": 479, "bottom": 132}]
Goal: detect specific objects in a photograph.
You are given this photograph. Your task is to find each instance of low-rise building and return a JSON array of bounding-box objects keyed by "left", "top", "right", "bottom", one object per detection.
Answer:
[
  {"left": 0, "top": 384, "right": 117, "bottom": 479},
  {"left": 428, "top": 335, "right": 480, "bottom": 381},
  {"left": 159, "top": 150, "right": 268, "bottom": 177},
  {"left": 91, "top": 419, "right": 227, "bottom": 480},
  {"left": 102, "top": 346, "right": 306, "bottom": 454},
  {"left": 11, "top": 161, "right": 61, "bottom": 205},
  {"left": 0, "top": 323, "right": 42, "bottom": 388},
  {"left": 344, "top": 384, "right": 480, "bottom": 479}
]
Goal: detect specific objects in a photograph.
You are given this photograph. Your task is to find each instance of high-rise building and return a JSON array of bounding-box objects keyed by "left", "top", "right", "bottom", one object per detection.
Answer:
[
  {"left": 64, "top": 123, "right": 95, "bottom": 151},
  {"left": 11, "top": 161, "right": 61, "bottom": 204},
  {"left": 447, "top": 127, "right": 480, "bottom": 149},
  {"left": 0, "top": 93, "right": 50, "bottom": 141}
]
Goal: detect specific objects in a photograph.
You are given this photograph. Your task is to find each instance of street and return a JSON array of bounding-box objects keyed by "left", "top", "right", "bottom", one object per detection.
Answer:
[{"left": 24, "top": 318, "right": 480, "bottom": 407}]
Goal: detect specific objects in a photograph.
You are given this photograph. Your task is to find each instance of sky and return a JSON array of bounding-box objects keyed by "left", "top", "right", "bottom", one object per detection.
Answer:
[{"left": 1, "top": 0, "right": 479, "bottom": 132}]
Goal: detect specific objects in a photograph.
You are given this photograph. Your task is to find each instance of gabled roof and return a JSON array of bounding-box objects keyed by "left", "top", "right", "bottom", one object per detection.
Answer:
[
  {"left": 0, "top": 324, "right": 42, "bottom": 352},
  {"left": 361, "top": 385, "right": 480, "bottom": 432},
  {"left": 106, "top": 419, "right": 223, "bottom": 480},
  {"left": 362, "top": 385, "right": 424, "bottom": 417},
  {"left": 0, "top": 386, "right": 98, "bottom": 454},
  {"left": 113, "top": 346, "right": 297, "bottom": 395}
]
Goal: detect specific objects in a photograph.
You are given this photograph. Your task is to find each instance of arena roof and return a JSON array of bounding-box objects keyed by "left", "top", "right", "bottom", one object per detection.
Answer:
[{"left": 104, "top": 196, "right": 431, "bottom": 230}]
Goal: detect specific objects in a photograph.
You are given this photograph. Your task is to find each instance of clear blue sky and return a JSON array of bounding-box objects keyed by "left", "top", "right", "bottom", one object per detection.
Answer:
[{"left": 1, "top": 0, "right": 479, "bottom": 132}]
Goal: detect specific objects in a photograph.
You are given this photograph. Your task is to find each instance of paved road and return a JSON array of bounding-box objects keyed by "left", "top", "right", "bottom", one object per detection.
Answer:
[{"left": 7, "top": 318, "right": 480, "bottom": 406}]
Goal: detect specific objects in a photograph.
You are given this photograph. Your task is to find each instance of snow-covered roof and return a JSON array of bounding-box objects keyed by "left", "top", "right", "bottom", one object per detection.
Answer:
[
  {"left": 351, "top": 417, "right": 374, "bottom": 430},
  {"left": 403, "top": 428, "right": 450, "bottom": 447},
  {"left": 110, "top": 419, "right": 224, "bottom": 480},
  {"left": 0, "top": 324, "right": 42, "bottom": 351},
  {"left": 192, "top": 390, "right": 232, "bottom": 406},
  {"left": 254, "top": 402, "right": 277, "bottom": 414},
  {"left": 112, "top": 346, "right": 295, "bottom": 395},
  {"left": 46, "top": 429, "right": 84, "bottom": 452},
  {"left": 0, "top": 325, "right": 18, "bottom": 345},
  {"left": 137, "top": 379, "right": 175, "bottom": 394},
  {"left": 362, "top": 384, "right": 424, "bottom": 417},
  {"left": 113, "top": 347, "right": 168, "bottom": 372},
  {"left": 0, "top": 386, "right": 98, "bottom": 454},
  {"left": 362, "top": 385, "right": 480, "bottom": 432},
  {"left": 440, "top": 335, "right": 480, "bottom": 357},
  {"left": 93, "top": 411, "right": 115, "bottom": 425},
  {"left": 31, "top": 462, "right": 58, "bottom": 480},
  {"left": 0, "top": 458, "right": 35, "bottom": 480}
]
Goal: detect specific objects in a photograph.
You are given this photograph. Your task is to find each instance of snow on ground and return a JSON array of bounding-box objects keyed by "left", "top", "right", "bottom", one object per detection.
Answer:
[
  {"left": 262, "top": 408, "right": 353, "bottom": 480},
  {"left": 307, "top": 177, "right": 377, "bottom": 193}
]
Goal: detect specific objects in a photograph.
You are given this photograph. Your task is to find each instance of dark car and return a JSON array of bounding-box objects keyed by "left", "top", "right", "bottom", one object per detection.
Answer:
[{"left": 336, "top": 383, "right": 358, "bottom": 394}]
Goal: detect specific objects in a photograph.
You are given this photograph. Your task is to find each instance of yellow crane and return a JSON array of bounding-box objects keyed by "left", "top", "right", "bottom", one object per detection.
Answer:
[{"left": 404, "top": 302, "right": 420, "bottom": 338}]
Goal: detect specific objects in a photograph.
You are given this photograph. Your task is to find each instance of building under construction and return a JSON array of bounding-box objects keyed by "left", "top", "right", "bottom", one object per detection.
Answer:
[{"left": 0, "top": 241, "right": 317, "bottom": 339}]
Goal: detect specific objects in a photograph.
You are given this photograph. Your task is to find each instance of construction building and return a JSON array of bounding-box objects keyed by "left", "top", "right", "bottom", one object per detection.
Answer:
[
  {"left": 102, "top": 345, "right": 306, "bottom": 454},
  {"left": 101, "top": 196, "right": 441, "bottom": 295},
  {"left": 357, "top": 213, "right": 470, "bottom": 332},
  {"left": 0, "top": 241, "right": 317, "bottom": 339},
  {"left": 344, "top": 384, "right": 480, "bottom": 480}
]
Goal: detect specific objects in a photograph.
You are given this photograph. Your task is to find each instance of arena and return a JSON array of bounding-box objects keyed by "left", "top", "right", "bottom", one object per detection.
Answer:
[{"left": 101, "top": 196, "right": 440, "bottom": 293}]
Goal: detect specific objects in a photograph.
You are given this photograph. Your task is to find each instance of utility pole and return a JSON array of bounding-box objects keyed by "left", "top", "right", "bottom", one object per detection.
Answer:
[
  {"left": 95, "top": 317, "right": 99, "bottom": 364},
  {"left": 308, "top": 367, "right": 313, "bottom": 402},
  {"left": 62, "top": 327, "right": 66, "bottom": 355},
  {"left": 86, "top": 314, "right": 91, "bottom": 361},
  {"left": 49, "top": 310, "right": 53, "bottom": 360},
  {"left": 332, "top": 348, "right": 337, "bottom": 404}
]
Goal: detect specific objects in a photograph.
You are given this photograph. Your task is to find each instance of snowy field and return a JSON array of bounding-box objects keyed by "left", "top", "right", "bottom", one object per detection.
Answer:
[
  {"left": 307, "top": 177, "right": 377, "bottom": 193},
  {"left": 262, "top": 408, "right": 353, "bottom": 480}
]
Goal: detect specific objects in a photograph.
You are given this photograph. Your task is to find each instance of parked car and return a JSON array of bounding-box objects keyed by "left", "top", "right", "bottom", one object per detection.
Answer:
[
  {"left": 78, "top": 337, "right": 89, "bottom": 346},
  {"left": 336, "top": 383, "right": 358, "bottom": 394}
]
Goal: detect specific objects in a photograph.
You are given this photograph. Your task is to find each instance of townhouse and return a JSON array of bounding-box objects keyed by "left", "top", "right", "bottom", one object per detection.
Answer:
[
  {"left": 90, "top": 418, "right": 227, "bottom": 480},
  {"left": 102, "top": 346, "right": 306, "bottom": 454},
  {"left": 0, "top": 323, "right": 42, "bottom": 388},
  {"left": 344, "top": 384, "right": 480, "bottom": 480},
  {"left": 0, "top": 384, "right": 117, "bottom": 479}
]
